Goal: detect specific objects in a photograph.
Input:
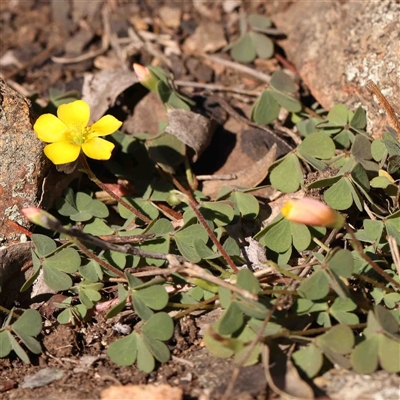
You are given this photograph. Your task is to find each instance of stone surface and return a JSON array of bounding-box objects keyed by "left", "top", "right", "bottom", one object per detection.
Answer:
[
  {"left": 0, "top": 79, "right": 49, "bottom": 243},
  {"left": 273, "top": 0, "right": 400, "bottom": 136},
  {"left": 183, "top": 22, "right": 227, "bottom": 54},
  {"left": 101, "top": 384, "right": 183, "bottom": 400}
]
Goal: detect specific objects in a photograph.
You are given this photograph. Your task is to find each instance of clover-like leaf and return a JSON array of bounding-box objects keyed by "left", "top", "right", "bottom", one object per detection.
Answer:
[
  {"left": 230, "top": 33, "right": 256, "bottom": 63},
  {"left": 0, "top": 331, "right": 11, "bottom": 358},
  {"left": 136, "top": 334, "right": 156, "bottom": 373},
  {"left": 230, "top": 191, "right": 259, "bottom": 220},
  {"left": 142, "top": 335, "right": 170, "bottom": 363},
  {"left": 31, "top": 234, "right": 57, "bottom": 257},
  {"left": 261, "top": 218, "right": 292, "bottom": 253},
  {"left": 142, "top": 312, "right": 174, "bottom": 341},
  {"left": 270, "top": 71, "right": 296, "bottom": 94},
  {"left": 107, "top": 332, "right": 138, "bottom": 366},
  {"left": 328, "top": 249, "right": 354, "bottom": 278},
  {"left": 218, "top": 301, "right": 244, "bottom": 335},
  {"left": 237, "top": 269, "right": 260, "bottom": 294},
  {"left": 297, "top": 270, "right": 330, "bottom": 300},
  {"left": 298, "top": 133, "right": 336, "bottom": 160},
  {"left": 135, "top": 285, "right": 168, "bottom": 311},
  {"left": 42, "top": 265, "right": 73, "bottom": 291},
  {"left": 12, "top": 309, "right": 42, "bottom": 337},
  {"left": 270, "top": 154, "right": 303, "bottom": 193},
  {"left": 323, "top": 178, "right": 353, "bottom": 210},
  {"left": 251, "top": 90, "right": 280, "bottom": 125},
  {"left": 249, "top": 31, "right": 274, "bottom": 59},
  {"left": 351, "top": 336, "right": 379, "bottom": 374},
  {"left": 44, "top": 247, "right": 81, "bottom": 274},
  {"left": 292, "top": 344, "right": 323, "bottom": 378}
]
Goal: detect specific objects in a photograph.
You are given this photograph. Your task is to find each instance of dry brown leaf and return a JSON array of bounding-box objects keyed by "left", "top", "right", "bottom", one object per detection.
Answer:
[
  {"left": 202, "top": 143, "right": 276, "bottom": 199},
  {"left": 165, "top": 109, "right": 213, "bottom": 162},
  {"left": 82, "top": 70, "right": 138, "bottom": 122}
]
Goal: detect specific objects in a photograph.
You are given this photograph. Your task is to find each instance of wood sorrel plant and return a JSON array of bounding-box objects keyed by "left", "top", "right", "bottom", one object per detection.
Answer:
[{"left": 8, "top": 72, "right": 400, "bottom": 390}]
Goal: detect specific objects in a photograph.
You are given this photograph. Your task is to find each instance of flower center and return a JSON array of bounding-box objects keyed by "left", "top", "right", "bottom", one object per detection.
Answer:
[{"left": 68, "top": 124, "right": 91, "bottom": 145}]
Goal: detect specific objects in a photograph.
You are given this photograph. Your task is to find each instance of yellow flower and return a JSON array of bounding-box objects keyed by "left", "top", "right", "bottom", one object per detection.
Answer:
[
  {"left": 33, "top": 100, "right": 122, "bottom": 165},
  {"left": 281, "top": 197, "right": 344, "bottom": 229}
]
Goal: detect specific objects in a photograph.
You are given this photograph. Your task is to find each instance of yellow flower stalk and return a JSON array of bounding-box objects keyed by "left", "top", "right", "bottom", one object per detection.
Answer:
[{"left": 33, "top": 100, "right": 122, "bottom": 165}]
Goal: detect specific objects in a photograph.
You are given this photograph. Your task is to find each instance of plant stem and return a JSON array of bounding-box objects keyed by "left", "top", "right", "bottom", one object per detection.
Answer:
[
  {"left": 172, "top": 295, "right": 218, "bottom": 319},
  {"left": 69, "top": 236, "right": 125, "bottom": 279},
  {"left": 345, "top": 223, "right": 400, "bottom": 289},
  {"left": 79, "top": 155, "right": 151, "bottom": 224},
  {"left": 313, "top": 237, "right": 330, "bottom": 253},
  {"left": 170, "top": 175, "right": 239, "bottom": 273}
]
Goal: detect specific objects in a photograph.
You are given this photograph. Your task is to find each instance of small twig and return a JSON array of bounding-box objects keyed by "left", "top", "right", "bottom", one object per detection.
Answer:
[
  {"left": 345, "top": 223, "right": 400, "bottom": 289},
  {"left": 196, "top": 174, "right": 237, "bottom": 181},
  {"left": 71, "top": 237, "right": 125, "bottom": 279},
  {"left": 51, "top": 6, "right": 111, "bottom": 64},
  {"left": 98, "top": 233, "right": 155, "bottom": 244},
  {"left": 199, "top": 53, "right": 272, "bottom": 84},
  {"left": 79, "top": 155, "right": 151, "bottom": 223},
  {"left": 171, "top": 295, "right": 218, "bottom": 320},
  {"left": 387, "top": 235, "right": 400, "bottom": 278},
  {"left": 127, "top": 27, "right": 172, "bottom": 67},
  {"left": 169, "top": 175, "right": 239, "bottom": 273},
  {"left": 366, "top": 80, "right": 400, "bottom": 138},
  {"left": 174, "top": 80, "right": 261, "bottom": 96},
  {"left": 212, "top": 95, "right": 293, "bottom": 151},
  {"left": 4, "top": 43, "right": 57, "bottom": 80},
  {"left": 167, "top": 256, "right": 257, "bottom": 302}
]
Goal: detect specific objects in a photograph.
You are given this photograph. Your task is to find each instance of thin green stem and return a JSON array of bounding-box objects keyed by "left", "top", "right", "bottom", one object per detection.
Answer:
[
  {"left": 79, "top": 155, "right": 151, "bottom": 224},
  {"left": 172, "top": 295, "right": 218, "bottom": 319},
  {"left": 313, "top": 237, "right": 330, "bottom": 253}
]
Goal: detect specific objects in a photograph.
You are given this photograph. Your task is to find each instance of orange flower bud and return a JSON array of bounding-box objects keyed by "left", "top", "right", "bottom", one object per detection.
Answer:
[
  {"left": 281, "top": 198, "right": 344, "bottom": 228},
  {"left": 133, "top": 63, "right": 158, "bottom": 91},
  {"left": 21, "top": 207, "right": 60, "bottom": 230}
]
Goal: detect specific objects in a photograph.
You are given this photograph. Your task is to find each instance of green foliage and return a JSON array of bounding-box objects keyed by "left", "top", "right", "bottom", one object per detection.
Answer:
[
  {"left": 17, "top": 64, "right": 400, "bottom": 385},
  {"left": 0, "top": 309, "right": 42, "bottom": 363},
  {"left": 228, "top": 13, "right": 274, "bottom": 63},
  {"left": 252, "top": 71, "right": 302, "bottom": 127}
]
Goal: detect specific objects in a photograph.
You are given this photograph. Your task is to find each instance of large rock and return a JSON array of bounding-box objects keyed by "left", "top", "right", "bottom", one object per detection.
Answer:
[
  {"left": 273, "top": 0, "right": 400, "bottom": 135},
  {"left": 0, "top": 79, "right": 49, "bottom": 243}
]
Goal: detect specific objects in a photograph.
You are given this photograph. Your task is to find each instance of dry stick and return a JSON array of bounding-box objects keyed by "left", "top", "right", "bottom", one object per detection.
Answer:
[
  {"left": 72, "top": 238, "right": 125, "bottom": 279},
  {"left": 170, "top": 175, "right": 239, "bottom": 274},
  {"left": 387, "top": 235, "right": 400, "bottom": 278},
  {"left": 3, "top": 43, "right": 57, "bottom": 80},
  {"left": 167, "top": 256, "right": 257, "bottom": 301},
  {"left": 79, "top": 155, "right": 151, "bottom": 224},
  {"left": 366, "top": 80, "right": 400, "bottom": 138},
  {"left": 199, "top": 53, "right": 272, "bottom": 84},
  {"left": 345, "top": 223, "right": 400, "bottom": 289},
  {"left": 174, "top": 80, "right": 261, "bottom": 97},
  {"left": 172, "top": 295, "right": 218, "bottom": 320}
]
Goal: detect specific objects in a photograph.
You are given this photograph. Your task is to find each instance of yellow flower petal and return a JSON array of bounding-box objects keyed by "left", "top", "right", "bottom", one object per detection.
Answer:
[
  {"left": 87, "top": 115, "right": 122, "bottom": 138},
  {"left": 82, "top": 137, "right": 115, "bottom": 160},
  {"left": 44, "top": 142, "right": 81, "bottom": 165},
  {"left": 33, "top": 114, "right": 68, "bottom": 143},
  {"left": 57, "top": 100, "right": 90, "bottom": 130}
]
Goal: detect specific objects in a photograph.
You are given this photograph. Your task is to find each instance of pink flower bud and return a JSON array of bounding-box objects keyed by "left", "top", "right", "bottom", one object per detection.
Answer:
[
  {"left": 133, "top": 63, "right": 158, "bottom": 91},
  {"left": 281, "top": 198, "right": 344, "bottom": 228},
  {"left": 21, "top": 207, "right": 60, "bottom": 230}
]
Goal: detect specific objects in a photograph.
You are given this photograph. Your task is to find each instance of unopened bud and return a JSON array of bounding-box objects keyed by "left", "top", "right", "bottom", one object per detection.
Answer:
[
  {"left": 281, "top": 198, "right": 344, "bottom": 229},
  {"left": 133, "top": 63, "right": 158, "bottom": 91},
  {"left": 21, "top": 207, "right": 61, "bottom": 230}
]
